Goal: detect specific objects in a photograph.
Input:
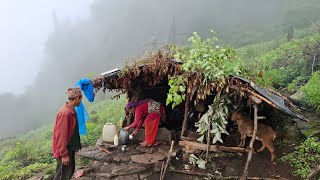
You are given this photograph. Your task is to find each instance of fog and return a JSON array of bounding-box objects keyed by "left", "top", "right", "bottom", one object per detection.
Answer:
[{"left": 0, "top": 0, "right": 319, "bottom": 137}]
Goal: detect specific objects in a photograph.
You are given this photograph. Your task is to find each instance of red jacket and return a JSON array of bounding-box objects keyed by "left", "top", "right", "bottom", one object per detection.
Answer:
[
  {"left": 52, "top": 103, "right": 77, "bottom": 158},
  {"left": 129, "top": 101, "right": 165, "bottom": 129}
]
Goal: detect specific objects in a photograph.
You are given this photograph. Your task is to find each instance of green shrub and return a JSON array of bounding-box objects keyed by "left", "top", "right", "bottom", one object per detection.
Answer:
[
  {"left": 0, "top": 162, "right": 54, "bottom": 180},
  {"left": 281, "top": 137, "right": 320, "bottom": 179},
  {"left": 301, "top": 71, "right": 320, "bottom": 111},
  {"left": 81, "top": 97, "right": 125, "bottom": 146},
  {"left": 287, "top": 75, "right": 309, "bottom": 93},
  {"left": 238, "top": 34, "right": 320, "bottom": 90}
]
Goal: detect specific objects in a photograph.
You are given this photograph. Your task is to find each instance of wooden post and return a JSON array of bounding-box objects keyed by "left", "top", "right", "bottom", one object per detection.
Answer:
[
  {"left": 205, "top": 114, "right": 211, "bottom": 162},
  {"left": 181, "top": 92, "right": 190, "bottom": 137},
  {"left": 160, "top": 141, "right": 175, "bottom": 180},
  {"left": 179, "top": 141, "right": 252, "bottom": 153},
  {"left": 241, "top": 104, "right": 258, "bottom": 179},
  {"left": 242, "top": 104, "right": 258, "bottom": 179},
  {"left": 171, "top": 169, "right": 280, "bottom": 180}
]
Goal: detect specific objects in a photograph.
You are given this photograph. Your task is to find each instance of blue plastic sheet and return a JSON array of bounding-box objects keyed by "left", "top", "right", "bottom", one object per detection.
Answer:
[
  {"left": 75, "top": 78, "right": 94, "bottom": 102},
  {"left": 75, "top": 78, "right": 95, "bottom": 135}
]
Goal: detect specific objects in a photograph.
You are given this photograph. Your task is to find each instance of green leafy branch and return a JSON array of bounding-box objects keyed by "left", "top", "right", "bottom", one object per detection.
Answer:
[
  {"left": 166, "top": 75, "right": 186, "bottom": 109},
  {"left": 195, "top": 96, "right": 230, "bottom": 144}
]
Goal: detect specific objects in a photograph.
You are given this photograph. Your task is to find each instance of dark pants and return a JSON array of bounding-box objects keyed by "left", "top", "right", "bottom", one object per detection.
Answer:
[{"left": 53, "top": 151, "right": 75, "bottom": 180}]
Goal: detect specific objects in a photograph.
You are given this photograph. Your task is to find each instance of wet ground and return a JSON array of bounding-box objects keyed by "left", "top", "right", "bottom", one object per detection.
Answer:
[{"left": 69, "top": 136, "right": 299, "bottom": 180}]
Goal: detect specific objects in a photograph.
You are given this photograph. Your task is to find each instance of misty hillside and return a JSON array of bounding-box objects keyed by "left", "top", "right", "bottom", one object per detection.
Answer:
[
  {"left": 1, "top": 0, "right": 320, "bottom": 137},
  {"left": 1, "top": 30, "right": 320, "bottom": 178}
]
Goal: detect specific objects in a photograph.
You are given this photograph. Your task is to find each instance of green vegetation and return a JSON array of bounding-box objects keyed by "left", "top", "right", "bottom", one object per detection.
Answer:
[
  {"left": 281, "top": 137, "right": 320, "bottom": 179},
  {"left": 238, "top": 34, "right": 320, "bottom": 90},
  {"left": 1, "top": 21, "right": 320, "bottom": 179},
  {"left": 237, "top": 29, "right": 320, "bottom": 179},
  {"left": 301, "top": 71, "right": 320, "bottom": 112},
  {"left": 0, "top": 127, "right": 55, "bottom": 180},
  {"left": 0, "top": 98, "right": 125, "bottom": 180},
  {"left": 168, "top": 31, "right": 243, "bottom": 145},
  {"left": 81, "top": 97, "right": 126, "bottom": 145}
]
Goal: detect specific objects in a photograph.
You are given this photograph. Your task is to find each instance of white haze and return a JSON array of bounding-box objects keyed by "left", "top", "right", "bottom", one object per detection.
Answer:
[
  {"left": 0, "top": 0, "right": 93, "bottom": 94},
  {"left": 0, "top": 0, "right": 319, "bottom": 137}
]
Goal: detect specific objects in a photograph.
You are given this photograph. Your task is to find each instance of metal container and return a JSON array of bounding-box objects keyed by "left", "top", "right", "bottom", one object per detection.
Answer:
[
  {"left": 119, "top": 128, "right": 129, "bottom": 145},
  {"left": 121, "top": 145, "right": 127, "bottom": 152}
]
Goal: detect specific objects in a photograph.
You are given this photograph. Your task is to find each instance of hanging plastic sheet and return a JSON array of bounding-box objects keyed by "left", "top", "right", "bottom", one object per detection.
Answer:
[{"left": 75, "top": 78, "right": 95, "bottom": 135}]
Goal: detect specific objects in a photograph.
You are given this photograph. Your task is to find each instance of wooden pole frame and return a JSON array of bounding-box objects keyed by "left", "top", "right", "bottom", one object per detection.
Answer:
[
  {"left": 242, "top": 97, "right": 264, "bottom": 180},
  {"left": 179, "top": 141, "right": 251, "bottom": 153},
  {"left": 205, "top": 116, "right": 211, "bottom": 162},
  {"left": 181, "top": 91, "right": 190, "bottom": 137}
]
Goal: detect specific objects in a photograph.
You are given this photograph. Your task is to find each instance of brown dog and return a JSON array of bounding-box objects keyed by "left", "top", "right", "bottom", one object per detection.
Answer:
[{"left": 231, "top": 111, "right": 276, "bottom": 161}]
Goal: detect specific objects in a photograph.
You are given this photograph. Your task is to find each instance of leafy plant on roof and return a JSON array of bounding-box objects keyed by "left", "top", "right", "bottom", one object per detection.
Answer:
[{"left": 167, "top": 30, "right": 243, "bottom": 145}]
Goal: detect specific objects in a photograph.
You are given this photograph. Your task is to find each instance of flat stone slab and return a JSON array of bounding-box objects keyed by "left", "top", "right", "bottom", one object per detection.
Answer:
[
  {"left": 77, "top": 146, "right": 120, "bottom": 162},
  {"left": 139, "top": 171, "right": 153, "bottom": 179},
  {"left": 77, "top": 147, "right": 109, "bottom": 161},
  {"left": 115, "top": 174, "right": 139, "bottom": 180},
  {"left": 131, "top": 152, "right": 166, "bottom": 164},
  {"left": 87, "top": 161, "right": 103, "bottom": 172},
  {"left": 135, "top": 146, "right": 157, "bottom": 154},
  {"left": 113, "top": 153, "right": 131, "bottom": 163},
  {"left": 111, "top": 164, "right": 148, "bottom": 176},
  {"left": 158, "top": 144, "right": 182, "bottom": 157},
  {"left": 154, "top": 161, "right": 163, "bottom": 172},
  {"left": 99, "top": 163, "right": 118, "bottom": 173},
  {"left": 73, "top": 177, "right": 94, "bottom": 180},
  {"left": 87, "top": 173, "right": 111, "bottom": 179}
]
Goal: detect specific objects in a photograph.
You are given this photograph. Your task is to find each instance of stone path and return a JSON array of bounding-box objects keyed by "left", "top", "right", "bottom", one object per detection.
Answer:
[{"left": 74, "top": 130, "right": 182, "bottom": 180}]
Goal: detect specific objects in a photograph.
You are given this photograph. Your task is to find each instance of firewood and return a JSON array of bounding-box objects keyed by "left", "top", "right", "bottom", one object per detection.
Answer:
[
  {"left": 170, "top": 169, "right": 281, "bottom": 180},
  {"left": 160, "top": 141, "right": 174, "bottom": 180},
  {"left": 179, "top": 141, "right": 251, "bottom": 153},
  {"left": 95, "top": 145, "right": 112, "bottom": 154}
]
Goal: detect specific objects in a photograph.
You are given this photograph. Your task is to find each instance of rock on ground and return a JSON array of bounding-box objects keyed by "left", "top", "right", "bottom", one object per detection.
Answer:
[
  {"left": 131, "top": 152, "right": 166, "bottom": 164},
  {"left": 111, "top": 164, "right": 149, "bottom": 176}
]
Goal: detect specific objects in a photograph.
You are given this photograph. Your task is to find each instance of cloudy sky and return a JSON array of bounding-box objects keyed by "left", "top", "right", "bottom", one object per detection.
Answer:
[{"left": 0, "top": 0, "right": 93, "bottom": 94}]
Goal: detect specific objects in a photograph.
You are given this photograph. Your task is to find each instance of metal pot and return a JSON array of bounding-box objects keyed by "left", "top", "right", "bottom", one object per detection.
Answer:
[{"left": 119, "top": 128, "right": 129, "bottom": 145}]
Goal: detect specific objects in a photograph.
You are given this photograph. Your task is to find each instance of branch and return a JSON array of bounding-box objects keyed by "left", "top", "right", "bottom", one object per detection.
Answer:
[
  {"left": 179, "top": 141, "right": 251, "bottom": 153},
  {"left": 160, "top": 141, "right": 175, "bottom": 180},
  {"left": 312, "top": 52, "right": 317, "bottom": 75},
  {"left": 309, "top": 18, "right": 320, "bottom": 32},
  {"left": 242, "top": 104, "right": 259, "bottom": 179},
  {"left": 205, "top": 116, "right": 211, "bottom": 162},
  {"left": 306, "top": 165, "right": 320, "bottom": 180},
  {"left": 170, "top": 169, "right": 280, "bottom": 180}
]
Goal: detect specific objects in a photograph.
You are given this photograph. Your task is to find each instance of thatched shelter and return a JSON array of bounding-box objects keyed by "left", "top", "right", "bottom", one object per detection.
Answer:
[
  {"left": 93, "top": 50, "right": 306, "bottom": 122},
  {"left": 93, "top": 50, "right": 307, "bottom": 178}
]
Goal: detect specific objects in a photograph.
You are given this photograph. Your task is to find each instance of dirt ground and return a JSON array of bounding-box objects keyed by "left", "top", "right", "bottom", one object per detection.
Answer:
[
  {"left": 155, "top": 141, "right": 298, "bottom": 180},
  {"left": 69, "top": 137, "right": 299, "bottom": 180}
]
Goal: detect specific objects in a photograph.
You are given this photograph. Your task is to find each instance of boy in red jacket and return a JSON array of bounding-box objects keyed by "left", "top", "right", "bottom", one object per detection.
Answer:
[{"left": 52, "top": 88, "right": 82, "bottom": 180}]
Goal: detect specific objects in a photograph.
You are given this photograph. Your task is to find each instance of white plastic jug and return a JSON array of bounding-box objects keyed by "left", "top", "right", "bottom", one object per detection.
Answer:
[{"left": 102, "top": 123, "right": 118, "bottom": 142}]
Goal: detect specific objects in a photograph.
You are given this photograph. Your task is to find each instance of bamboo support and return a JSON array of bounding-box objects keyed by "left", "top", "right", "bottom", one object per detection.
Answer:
[
  {"left": 243, "top": 88, "right": 279, "bottom": 110},
  {"left": 179, "top": 141, "right": 251, "bottom": 153},
  {"left": 170, "top": 169, "right": 280, "bottom": 180},
  {"left": 181, "top": 92, "right": 190, "bottom": 137},
  {"left": 205, "top": 116, "right": 211, "bottom": 162},
  {"left": 160, "top": 141, "right": 175, "bottom": 180},
  {"left": 242, "top": 104, "right": 258, "bottom": 179}
]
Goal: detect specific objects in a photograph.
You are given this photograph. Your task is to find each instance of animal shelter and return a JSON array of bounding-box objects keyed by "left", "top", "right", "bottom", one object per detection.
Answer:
[{"left": 92, "top": 51, "right": 308, "bottom": 179}]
